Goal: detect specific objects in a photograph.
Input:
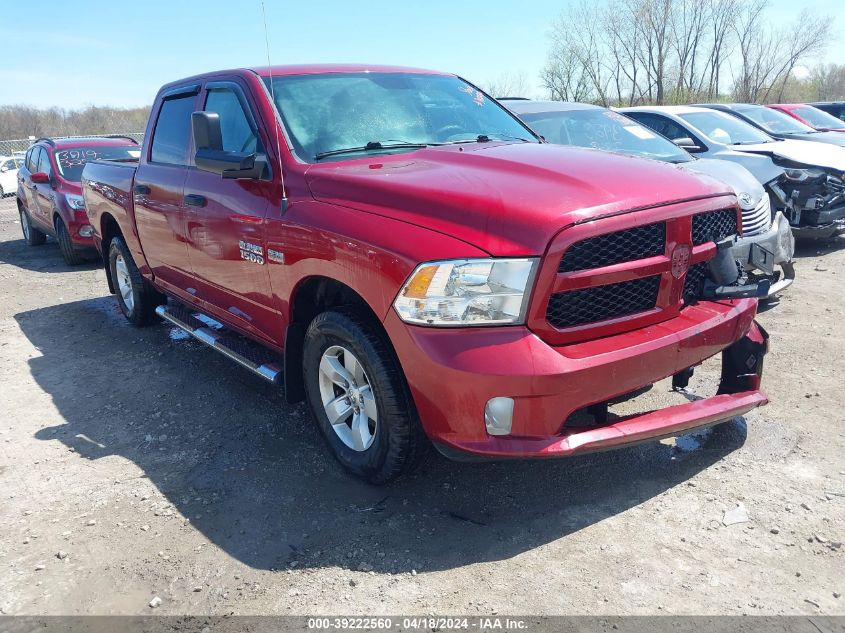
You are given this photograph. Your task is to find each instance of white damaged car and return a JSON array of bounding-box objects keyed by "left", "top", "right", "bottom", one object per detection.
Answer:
[
  {"left": 621, "top": 105, "right": 845, "bottom": 240},
  {"left": 503, "top": 100, "right": 795, "bottom": 297}
]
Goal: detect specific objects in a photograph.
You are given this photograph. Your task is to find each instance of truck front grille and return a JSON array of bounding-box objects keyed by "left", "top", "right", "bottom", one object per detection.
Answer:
[
  {"left": 682, "top": 262, "right": 709, "bottom": 304},
  {"left": 558, "top": 222, "right": 665, "bottom": 272},
  {"left": 692, "top": 208, "right": 738, "bottom": 245},
  {"left": 546, "top": 275, "right": 661, "bottom": 329}
]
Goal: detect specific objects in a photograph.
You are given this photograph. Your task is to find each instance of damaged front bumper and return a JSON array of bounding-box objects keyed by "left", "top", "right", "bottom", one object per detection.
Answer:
[
  {"left": 732, "top": 211, "right": 796, "bottom": 297},
  {"left": 791, "top": 204, "right": 845, "bottom": 239}
]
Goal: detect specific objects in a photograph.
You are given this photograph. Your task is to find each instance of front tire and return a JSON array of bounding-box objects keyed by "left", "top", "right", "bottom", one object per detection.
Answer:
[
  {"left": 108, "top": 237, "right": 164, "bottom": 326},
  {"left": 56, "top": 218, "right": 86, "bottom": 266},
  {"left": 19, "top": 207, "right": 46, "bottom": 246},
  {"left": 303, "top": 310, "right": 426, "bottom": 484}
]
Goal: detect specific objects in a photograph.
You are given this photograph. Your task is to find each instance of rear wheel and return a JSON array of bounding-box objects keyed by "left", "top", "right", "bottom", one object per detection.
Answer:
[
  {"left": 108, "top": 237, "right": 164, "bottom": 326},
  {"left": 303, "top": 310, "right": 427, "bottom": 484},
  {"left": 19, "top": 207, "right": 46, "bottom": 246},
  {"left": 56, "top": 218, "right": 86, "bottom": 266}
]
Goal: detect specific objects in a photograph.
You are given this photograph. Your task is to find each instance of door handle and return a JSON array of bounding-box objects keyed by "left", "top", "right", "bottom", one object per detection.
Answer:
[
  {"left": 184, "top": 194, "right": 207, "bottom": 207},
  {"left": 133, "top": 184, "right": 151, "bottom": 195}
]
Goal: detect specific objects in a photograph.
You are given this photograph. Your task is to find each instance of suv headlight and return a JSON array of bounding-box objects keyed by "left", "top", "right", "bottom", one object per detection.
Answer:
[
  {"left": 65, "top": 193, "right": 86, "bottom": 210},
  {"left": 783, "top": 168, "right": 825, "bottom": 182},
  {"left": 393, "top": 258, "right": 538, "bottom": 326}
]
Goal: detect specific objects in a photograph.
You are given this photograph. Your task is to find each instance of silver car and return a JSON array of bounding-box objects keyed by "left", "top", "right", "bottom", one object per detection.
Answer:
[{"left": 503, "top": 100, "right": 794, "bottom": 297}]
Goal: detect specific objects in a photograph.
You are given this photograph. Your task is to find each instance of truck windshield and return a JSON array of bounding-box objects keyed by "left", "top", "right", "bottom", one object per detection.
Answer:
[
  {"left": 266, "top": 73, "right": 539, "bottom": 162},
  {"left": 738, "top": 105, "right": 817, "bottom": 135},
  {"left": 680, "top": 111, "right": 774, "bottom": 146},
  {"left": 518, "top": 108, "right": 692, "bottom": 163},
  {"left": 54, "top": 145, "right": 141, "bottom": 182}
]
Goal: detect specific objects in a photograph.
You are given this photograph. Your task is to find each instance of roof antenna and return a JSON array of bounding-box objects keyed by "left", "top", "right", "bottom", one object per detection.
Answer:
[{"left": 261, "top": 1, "right": 287, "bottom": 212}]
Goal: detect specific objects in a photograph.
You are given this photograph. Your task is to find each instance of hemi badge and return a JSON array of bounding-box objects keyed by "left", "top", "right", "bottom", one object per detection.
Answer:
[{"left": 268, "top": 249, "right": 285, "bottom": 264}]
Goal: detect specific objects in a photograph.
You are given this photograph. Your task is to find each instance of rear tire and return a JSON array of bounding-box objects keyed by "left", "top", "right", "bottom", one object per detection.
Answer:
[
  {"left": 56, "top": 218, "right": 86, "bottom": 266},
  {"left": 108, "top": 237, "right": 164, "bottom": 326},
  {"left": 303, "top": 309, "right": 427, "bottom": 484},
  {"left": 19, "top": 207, "right": 46, "bottom": 246}
]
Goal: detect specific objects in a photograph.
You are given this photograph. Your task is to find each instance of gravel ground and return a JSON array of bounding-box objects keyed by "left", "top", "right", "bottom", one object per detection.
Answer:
[{"left": 0, "top": 194, "right": 843, "bottom": 616}]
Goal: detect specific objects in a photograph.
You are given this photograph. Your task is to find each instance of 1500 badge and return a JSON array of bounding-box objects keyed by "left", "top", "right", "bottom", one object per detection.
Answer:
[{"left": 239, "top": 240, "right": 265, "bottom": 265}]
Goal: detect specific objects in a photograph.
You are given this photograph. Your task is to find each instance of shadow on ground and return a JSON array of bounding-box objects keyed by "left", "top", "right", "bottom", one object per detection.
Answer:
[
  {"left": 19, "top": 297, "right": 746, "bottom": 574},
  {"left": 0, "top": 233, "right": 99, "bottom": 273},
  {"left": 792, "top": 234, "right": 844, "bottom": 259}
]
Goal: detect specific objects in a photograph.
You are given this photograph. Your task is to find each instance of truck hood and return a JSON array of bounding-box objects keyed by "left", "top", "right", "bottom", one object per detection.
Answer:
[
  {"left": 305, "top": 143, "right": 733, "bottom": 255},
  {"left": 732, "top": 138, "right": 845, "bottom": 172},
  {"left": 683, "top": 158, "right": 766, "bottom": 208}
]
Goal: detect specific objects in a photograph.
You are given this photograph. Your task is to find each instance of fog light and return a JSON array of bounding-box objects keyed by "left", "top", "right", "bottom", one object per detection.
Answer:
[
  {"left": 78, "top": 225, "right": 94, "bottom": 237},
  {"left": 485, "top": 397, "right": 514, "bottom": 436}
]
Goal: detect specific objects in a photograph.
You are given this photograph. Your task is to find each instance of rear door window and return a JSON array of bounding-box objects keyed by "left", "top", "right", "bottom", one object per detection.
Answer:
[{"left": 150, "top": 93, "right": 198, "bottom": 165}]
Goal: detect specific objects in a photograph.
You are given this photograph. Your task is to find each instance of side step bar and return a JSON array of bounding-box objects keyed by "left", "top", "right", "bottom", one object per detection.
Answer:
[{"left": 155, "top": 304, "right": 283, "bottom": 385}]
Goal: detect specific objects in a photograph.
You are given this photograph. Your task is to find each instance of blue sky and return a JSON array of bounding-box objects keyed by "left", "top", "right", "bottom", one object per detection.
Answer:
[{"left": 2, "top": 0, "right": 842, "bottom": 109}]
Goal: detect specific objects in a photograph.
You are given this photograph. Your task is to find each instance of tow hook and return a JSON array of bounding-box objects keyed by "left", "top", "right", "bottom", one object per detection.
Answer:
[{"left": 701, "top": 236, "right": 772, "bottom": 300}]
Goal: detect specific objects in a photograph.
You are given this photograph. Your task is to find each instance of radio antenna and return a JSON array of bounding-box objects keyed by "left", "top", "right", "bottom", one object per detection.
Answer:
[{"left": 261, "top": 1, "right": 287, "bottom": 211}]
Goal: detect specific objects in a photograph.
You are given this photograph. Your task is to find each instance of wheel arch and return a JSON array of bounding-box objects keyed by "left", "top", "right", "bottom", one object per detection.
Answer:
[{"left": 284, "top": 275, "right": 391, "bottom": 404}]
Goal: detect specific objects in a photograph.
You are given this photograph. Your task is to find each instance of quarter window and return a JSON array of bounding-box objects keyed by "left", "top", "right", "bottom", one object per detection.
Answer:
[{"left": 151, "top": 93, "right": 198, "bottom": 166}]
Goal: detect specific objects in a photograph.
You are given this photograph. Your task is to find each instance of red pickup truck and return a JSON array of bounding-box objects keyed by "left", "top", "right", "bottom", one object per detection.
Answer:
[{"left": 82, "top": 64, "right": 769, "bottom": 483}]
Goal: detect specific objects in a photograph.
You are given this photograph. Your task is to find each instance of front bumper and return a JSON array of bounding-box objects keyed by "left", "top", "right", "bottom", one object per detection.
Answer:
[
  {"left": 385, "top": 298, "right": 766, "bottom": 459},
  {"left": 733, "top": 211, "right": 795, "bottom": 297}
]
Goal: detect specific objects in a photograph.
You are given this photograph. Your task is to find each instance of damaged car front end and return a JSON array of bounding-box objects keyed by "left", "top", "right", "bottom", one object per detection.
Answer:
[{"left": 768, "top": 164, "right": 845, "bottom": 239}]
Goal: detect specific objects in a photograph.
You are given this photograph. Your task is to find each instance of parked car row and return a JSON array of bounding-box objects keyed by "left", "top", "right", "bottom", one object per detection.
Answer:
[{"left": 13, "top": 65, "right": 802, "bottom": 483}]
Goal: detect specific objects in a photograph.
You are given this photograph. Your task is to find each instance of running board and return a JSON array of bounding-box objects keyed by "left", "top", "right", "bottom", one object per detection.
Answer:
[{"left": 155, "top": 304, "right": 283, "bottom": 385}]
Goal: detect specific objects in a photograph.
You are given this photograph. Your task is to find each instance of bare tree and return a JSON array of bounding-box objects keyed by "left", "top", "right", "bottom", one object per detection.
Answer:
[
  {"left": 542, "top": 0, "right": 834, "bottom": 107},
  {"left": 733, "top": 1, "right": 832, "bottom": 102},
  {"left": 0, "top": 105, "right": 150, "bottom": 140},
  {"left": 481, "top": 71, "right": 531, "bottom": 98},
  {"left": 810, "top": 63, "right": 845, "bottom": 101}
]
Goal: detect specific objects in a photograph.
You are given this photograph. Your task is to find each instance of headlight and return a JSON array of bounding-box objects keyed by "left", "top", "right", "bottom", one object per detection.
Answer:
[
  {"left": 393, "top": 258, "right": 538, "bottom": 326},
  {"left": 782, "top": 168, "right": 825, "bottom": 182},
  {"left": 65, "top": 194, "right": 86, "bottom": 210}
]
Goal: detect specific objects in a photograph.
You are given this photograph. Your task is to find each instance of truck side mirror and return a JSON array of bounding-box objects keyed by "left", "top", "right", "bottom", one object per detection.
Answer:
[
  {"left": 192, "top": 111, "right": 223, "bottom": 152},
  {"left": 192, "top": 111, "right": 266, "bottom": 179}
]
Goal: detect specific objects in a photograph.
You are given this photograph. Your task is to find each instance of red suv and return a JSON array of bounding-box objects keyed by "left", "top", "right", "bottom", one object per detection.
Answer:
[{"left": 17, "top": 137, "right": 141, "bottom": 265}]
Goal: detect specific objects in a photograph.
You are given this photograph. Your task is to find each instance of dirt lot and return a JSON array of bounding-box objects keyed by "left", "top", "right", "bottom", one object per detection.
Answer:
[{"left": 0, "top": 194, "right": 843, "bottom": 617}]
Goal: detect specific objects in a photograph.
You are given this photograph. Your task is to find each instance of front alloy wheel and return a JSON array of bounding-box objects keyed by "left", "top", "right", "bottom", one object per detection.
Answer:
[
  {"left": 303, "top": 310, "right": 427, "bottom": 483},
  {"left": 318, "top": 345, "right": 378, "bottom": 451}
]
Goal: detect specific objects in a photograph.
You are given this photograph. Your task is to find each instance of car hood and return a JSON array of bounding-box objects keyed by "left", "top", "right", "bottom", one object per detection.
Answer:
[
  {"left": 305, "top": 143, "right": 733, "bottom": 255},
  {"left": 731, "top": 139, "right": 845, "bottom": 172},
  {"left": 683, "top": 158, "right": 765, "bottom": 207},
  {"left": 780, "top": 131, "right": 845, "bottom": 147}
]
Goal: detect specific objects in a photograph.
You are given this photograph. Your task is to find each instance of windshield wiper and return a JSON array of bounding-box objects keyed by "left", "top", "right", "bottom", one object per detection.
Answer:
[
  {"left": 315, "top": 141, "right": 428, "bottom": 161},
  {"left": 442, "top": 133, "right": 532, "bottom": 146}
]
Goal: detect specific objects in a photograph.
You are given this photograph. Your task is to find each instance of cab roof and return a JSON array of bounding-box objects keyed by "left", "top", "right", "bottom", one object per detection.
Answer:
[{"left": 249, "top": 64, "right": 451, "bottom": 77}]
